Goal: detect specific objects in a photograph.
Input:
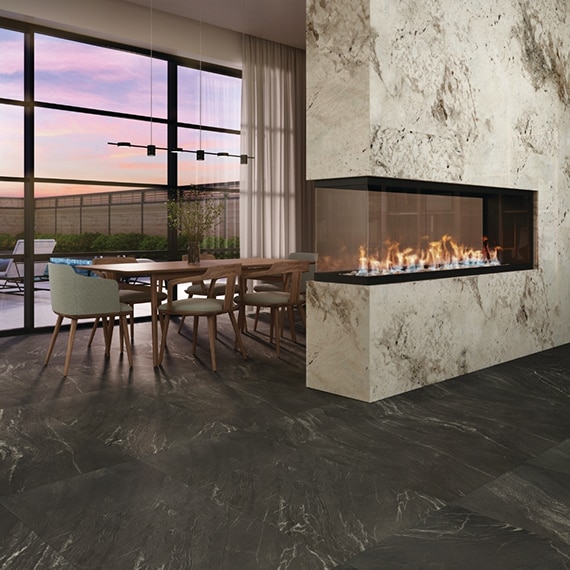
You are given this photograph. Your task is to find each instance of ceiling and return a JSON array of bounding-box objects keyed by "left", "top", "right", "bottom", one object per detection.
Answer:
[{"left": 121, "top": 0, "right": 306, "bottom": 49}]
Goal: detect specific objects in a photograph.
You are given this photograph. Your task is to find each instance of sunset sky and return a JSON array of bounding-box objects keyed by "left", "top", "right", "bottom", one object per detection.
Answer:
[{"left": 0, "top": 27, "right": 241, "bottom": 198}]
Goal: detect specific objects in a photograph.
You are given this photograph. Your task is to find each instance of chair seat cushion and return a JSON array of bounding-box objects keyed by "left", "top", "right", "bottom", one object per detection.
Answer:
[
  {"left": 119, "top": 289, "right": 167, "bottom": 304},
  {"left": 253, "top": 282, "right": 281, "bottom": 292},
  {"left": 159, "top": 298, "right": 225, "bottom": 315},
  {"left": 241, "top": 291, "right": 290, "bottom": 306},
  {"left": 184, "top": 282, "right": 227, "bottom": 296},
  {"left": 119, "top": 302, "right": 134, "bottom": 314},
  {"left": 184, "top": 279, "right": 239, "bottom": 297}
]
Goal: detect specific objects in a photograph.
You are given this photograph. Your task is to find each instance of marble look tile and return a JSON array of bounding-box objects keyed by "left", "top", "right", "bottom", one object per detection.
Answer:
[
  {"left": 0, "top": 331, "right": 135, "bottom": 408},
  {"left": 308, "top": 272, "right": 555, "bottom": 402},
  {"left": 340, "top": 505, "right": 570, "bottom": 570},
  {"left": 29, "top": 389, "right": 247, "bottom": 459},
  {"left": 0, "top": 406, "right": 130, "bottom": 496},
  {"left": 456, "top": 439, "right": 570, "bottom": 556},
  {"left": 0, "top": 504, "right": 74, "bottom": 569},
  {"left": 0, "top": 460, "right": 309, "bottom": 570},
  {"left": 306, "top": 0, "right": 372, "bottom": 179},
  {"left": 254, "top": 385, "right": 570, "bottom": 506},
  {"left": 143, "top": 429, "right": 446, "bottom": 567}
]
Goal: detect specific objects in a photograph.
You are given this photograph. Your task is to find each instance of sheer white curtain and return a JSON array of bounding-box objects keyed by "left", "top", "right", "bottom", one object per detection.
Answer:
[{"left": 240, "top": 35, "right": 307, "bottom": 258}]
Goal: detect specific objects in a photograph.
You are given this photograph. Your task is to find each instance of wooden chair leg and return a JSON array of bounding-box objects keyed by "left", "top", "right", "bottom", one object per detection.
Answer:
[
  {"left": 119, "top": 315, "right": 133, "bottom": 368},
  {"left": 129, "top": 307, "right": 135, "bottom": 341},
  {"left": 269, "top": 307, "right": 275, "bottom": 343},
  {"left": 45, "top": 315, "right": 63, "bottom": 366},
  {"left": 207, "top": 315, "right": 217, "bottom": 371},
  {"left": 178, "top": 315, "right": 186, "bottom": 333},
  {"left": 88, "top": 317, "right": 100, "bottom": 347},
  {"left": 192, "top": 316, "right": 199, "bottom": 355},
  {"left": 253, "top": 306, "right": 261, "bottom": 331},
  {"left": 274, "top": 307, "right": 281, "bottom": 357},
  {"left": 158, "top": 314, "right": 170, "bottom": 365},
  {"left": 102, "top": 317, "right": 114, "bottom": 357},
  {"left": 63, "top": 318, "right": 78, "bottom": 377},
  {"left": 238, "top": 305, "right": 245, "bottom": 332},
  {"left": 229, "top": 311, "right": 247, "bottom": 360},
  {"left": 287, "top": 305, "right": 297, "bottom": 343}
]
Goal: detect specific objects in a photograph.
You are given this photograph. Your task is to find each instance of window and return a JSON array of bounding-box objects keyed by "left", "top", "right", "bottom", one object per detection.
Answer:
[{"left": 0, "top": 20, "right": 242, "bottom": 333}]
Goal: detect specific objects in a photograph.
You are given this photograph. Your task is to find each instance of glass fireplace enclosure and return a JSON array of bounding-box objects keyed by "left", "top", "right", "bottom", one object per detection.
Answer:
[{"left": 314, "top": 177, "right": 536, "bottom": 285}]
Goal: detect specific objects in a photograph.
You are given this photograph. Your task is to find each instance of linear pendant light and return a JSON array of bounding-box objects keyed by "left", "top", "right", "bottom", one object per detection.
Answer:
[{"left": 108, "top": 0, "right": 252, "bottom": 164}]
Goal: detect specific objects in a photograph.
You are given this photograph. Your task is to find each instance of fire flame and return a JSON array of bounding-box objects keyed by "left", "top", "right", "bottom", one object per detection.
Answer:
[{"left": 355, "top": 235, "right": 501, "bottom": 276}]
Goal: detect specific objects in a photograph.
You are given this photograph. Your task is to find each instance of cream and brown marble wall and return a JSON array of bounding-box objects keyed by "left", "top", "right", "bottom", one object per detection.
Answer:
[{"left": 306, "top": 0, "right": 570, "bottom": 401}]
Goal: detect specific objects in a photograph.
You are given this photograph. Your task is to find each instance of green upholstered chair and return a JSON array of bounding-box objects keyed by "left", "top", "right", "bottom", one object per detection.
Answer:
[
  {"left": 157, "top": 263, "right": 246, "bottom": 371},
  {"left": 44, "top": 263, "right": 133, "bottom": 376},
  {"left": 87, "top": 256, "right": 167, "bottom": 344}
]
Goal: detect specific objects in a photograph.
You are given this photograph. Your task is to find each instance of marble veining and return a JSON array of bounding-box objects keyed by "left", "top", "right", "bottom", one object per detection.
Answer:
[
  {"left": 306, "top": 0, "right": 570, "bottom": 402},
  {"left": 307, "top": 269, "right": 554, "bottom": 402},
  {"left": 1, "top": 327, "right": 570, "bottom": 568}
]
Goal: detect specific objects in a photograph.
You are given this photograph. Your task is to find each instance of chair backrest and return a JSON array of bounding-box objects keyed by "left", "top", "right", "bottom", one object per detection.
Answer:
[
  {"left": 1, "top": 239, "right": 57, "bottom": 280},
  {"left": 48, "top": 263, "right": 123, "bottom": 317},
  {"left": 288, "top": 252, "right": 318, "bottom": 292},
  {"left": 167, "top": 263, "right": 242, "bottom": 312},
  {"left": 244, "top": 260, "right": 309, "bottom": 303}
]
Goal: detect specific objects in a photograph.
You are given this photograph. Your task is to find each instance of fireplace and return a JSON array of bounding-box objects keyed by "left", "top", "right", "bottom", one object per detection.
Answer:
[{"left": 314, "top": 176, "right": 536, "bottom": 285}]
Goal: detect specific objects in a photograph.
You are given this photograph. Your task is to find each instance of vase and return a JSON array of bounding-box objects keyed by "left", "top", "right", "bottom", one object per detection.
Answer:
[{"left": 186, "top": 241, "right": 201, "bottom": 264}]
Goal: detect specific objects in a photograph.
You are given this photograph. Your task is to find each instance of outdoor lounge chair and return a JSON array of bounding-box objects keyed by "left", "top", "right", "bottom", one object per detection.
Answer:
[{"left": 0, "top": 239, "right": 57, "bottom": 292}]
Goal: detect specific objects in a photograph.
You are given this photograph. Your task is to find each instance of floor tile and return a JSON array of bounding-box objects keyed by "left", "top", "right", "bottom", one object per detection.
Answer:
[
  {"left": 0, "top": 406, "right": 130, "bottom": 496},
  {"left": 339, "top": 504, "right": 570, "bottom": 570},
  {"left": 456, "top": 438, "right": 570, "bottom": 557},
  {"left": 0, "top": 504, "right": 75, "bottom": 569},
  {"left": 1, "top": 461, "right": 314, "bottom": 570}
]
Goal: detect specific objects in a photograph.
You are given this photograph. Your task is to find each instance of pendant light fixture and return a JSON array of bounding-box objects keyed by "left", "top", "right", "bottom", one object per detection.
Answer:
[{"left": 108, "top": 0, "right": 252, "bottom": 164}]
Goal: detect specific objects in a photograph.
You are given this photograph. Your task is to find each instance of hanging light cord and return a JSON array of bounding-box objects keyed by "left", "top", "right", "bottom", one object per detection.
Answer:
[
  {"left": 149, "top": 0, "right": 154, "bottom": 146},
  {"left": 199, "top": 20, "right": 203, "bottom": 151},
  {"left": 107, "top": 0, "right": 252, "bottom": 163}
]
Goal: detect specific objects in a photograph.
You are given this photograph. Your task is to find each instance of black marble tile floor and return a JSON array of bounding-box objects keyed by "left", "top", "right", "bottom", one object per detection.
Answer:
[{"left": 0, "top": 314, "right": 569, "bottom": 569}]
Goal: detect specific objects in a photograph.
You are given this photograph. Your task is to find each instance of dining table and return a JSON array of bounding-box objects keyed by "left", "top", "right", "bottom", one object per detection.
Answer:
[{"left": 85, "top": 257, "right": 306, "bottom": 367}]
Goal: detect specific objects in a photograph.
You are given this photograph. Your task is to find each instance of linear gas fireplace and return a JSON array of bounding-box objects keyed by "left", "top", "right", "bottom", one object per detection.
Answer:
[{"left": 314, "top": 176, "right": 536, "bottom": 285}]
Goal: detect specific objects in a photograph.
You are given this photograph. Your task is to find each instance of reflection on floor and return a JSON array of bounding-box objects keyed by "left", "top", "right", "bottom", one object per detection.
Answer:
[{"left": 0, "top": 313, "right": 569, "bottom": 569}]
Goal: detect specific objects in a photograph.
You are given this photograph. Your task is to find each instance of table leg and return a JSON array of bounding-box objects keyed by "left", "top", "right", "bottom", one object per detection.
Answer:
[{"left": 151, "top": 274, "right": 159, "bottom": 366}]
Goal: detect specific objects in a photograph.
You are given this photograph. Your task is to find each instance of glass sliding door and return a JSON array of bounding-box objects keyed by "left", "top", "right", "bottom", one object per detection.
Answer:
[{"left": 0, "top": 20, "right": 242, "bottom": 335}]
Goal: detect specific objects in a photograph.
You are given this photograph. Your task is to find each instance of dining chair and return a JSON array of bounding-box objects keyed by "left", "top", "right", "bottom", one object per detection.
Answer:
[
  {"left": 178, "top": 253, "right": 241, "bottom": 332},
  {"left": 88, "top": 256, "right": 167, "bottom": 345},
  {"left": 181, "top": 253, "right": 223, "bottom": 297},
  {"left": 237, "top": 259, "right": 309, "bottom": 357},
  {"left": 252, "top": 252, "right": 317, "bottom": 340},
  {"left": 157, "top": 263, "right": 246, "bottom": 371},
  {"left": 44, "top": 263, "right": 133, "bottom": 377}
]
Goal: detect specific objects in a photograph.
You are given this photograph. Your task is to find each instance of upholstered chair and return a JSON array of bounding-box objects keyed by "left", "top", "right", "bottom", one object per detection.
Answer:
[
  {"left": 44, "top": 263, "right": 133, "bottom": 376},
  {"left": 158, "top": 263, "right": 246, "bottom": 371}
]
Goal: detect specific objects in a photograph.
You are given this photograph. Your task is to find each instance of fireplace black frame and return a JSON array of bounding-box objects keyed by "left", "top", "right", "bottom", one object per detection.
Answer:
[{"left": 313, "top": 176, "right": 536, "bottom": 285}]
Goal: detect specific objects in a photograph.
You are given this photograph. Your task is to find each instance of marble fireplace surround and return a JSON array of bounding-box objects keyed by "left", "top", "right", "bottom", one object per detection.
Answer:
[
  {"left": 306, "top": 176, "right": 540, "bottom": 402},
  {"left": 306, "top": 268, "right": 550, "bottom": 403},
  {"left": 304, "top": 0, "right": 570, "bottom": 402}
]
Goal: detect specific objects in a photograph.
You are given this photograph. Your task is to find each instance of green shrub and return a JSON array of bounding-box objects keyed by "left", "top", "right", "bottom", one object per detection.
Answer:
[
  {"left": 139, "top": 235, "right": 167, "bottom": 251},
  {"left": 1, "top": 232, "right": 238, "bottom": 257},
  {"left": 0, "top": 233, "right": 16, "bottom": 251}
]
